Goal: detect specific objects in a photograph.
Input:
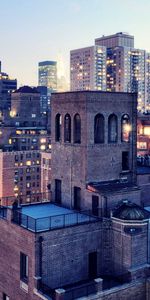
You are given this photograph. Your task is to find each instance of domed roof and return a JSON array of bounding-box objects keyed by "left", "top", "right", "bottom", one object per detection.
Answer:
[
  {"left": 113, "top": 202, "right": 150, "bottom": 220},
  {"left": 14, "top": 86, "right": 39, "bottom": 94}
]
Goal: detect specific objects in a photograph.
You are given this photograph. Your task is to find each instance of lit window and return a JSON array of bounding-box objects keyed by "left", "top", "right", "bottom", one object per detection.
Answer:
[
  {"left": 26, "top": 161, "right": 31, "bottom": 166},
  {"left": 31, "top": 114, "right": 36, "bottom": 118},
  {"left": 40, "top": 145, "right": 46, "bottom": 150},
  {"left": 40, "top": 138, "right": 46, "bottom": 143}
]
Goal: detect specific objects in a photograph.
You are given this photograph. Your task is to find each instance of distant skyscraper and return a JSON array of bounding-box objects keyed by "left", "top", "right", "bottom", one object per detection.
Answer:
[
  {"left": 38, "top": 61, "right": 57, "bottom": 112},
  {"left": 0, "top": 62, "right": 17, "bottom": 110},
  {"left": 70, "top": 45, "right": 106, "bottom": 91}
]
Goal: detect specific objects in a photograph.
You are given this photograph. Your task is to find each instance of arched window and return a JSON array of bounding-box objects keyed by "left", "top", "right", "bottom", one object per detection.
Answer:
[
  {"left": 64, "top": 114, "right": 71, "bottom": 143},
  {"left": 121, "top": 114, "right": 130, "bottom": 142},
  {"left": 55, "top": 114, "right": 61, "bottom": 142},
  {"left": 94, "top": 114, "right": 105, "bottom": 144},
  {"left": 108, "top": 114, "right": 118, "bottom": 143},
  {"left": 74, "top": 114, "right": 81, "bottom": 143}
]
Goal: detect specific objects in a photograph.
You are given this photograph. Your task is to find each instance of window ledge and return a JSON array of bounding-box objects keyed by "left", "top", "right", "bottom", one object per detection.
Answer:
[{"left": 20, "top": 280, "right": 28, "bottom": 293}]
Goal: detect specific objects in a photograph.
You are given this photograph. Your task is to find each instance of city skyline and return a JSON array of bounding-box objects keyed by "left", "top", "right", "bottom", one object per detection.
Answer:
[{"left": 0, "top": 0, "right": 150, "bottom": 86}]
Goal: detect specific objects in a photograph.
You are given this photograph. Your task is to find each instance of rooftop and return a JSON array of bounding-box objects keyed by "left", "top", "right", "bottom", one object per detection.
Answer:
[
  {"left": 13, "top": 86, "right": 39, "bottom": 94},
  {"left": 87, "top": 181, "right": 139, "bottom": 194},
  {"left": 113, "top": 202, "right": 150, "bottom": 220},
  {"left": 9, "top": 202, "right": 100, "bottom": 232}
]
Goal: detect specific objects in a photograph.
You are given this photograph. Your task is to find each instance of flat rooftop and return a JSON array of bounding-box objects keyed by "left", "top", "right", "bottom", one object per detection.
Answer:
[{"left": 11, "top": 203, "right": 99, "bottom": 232}]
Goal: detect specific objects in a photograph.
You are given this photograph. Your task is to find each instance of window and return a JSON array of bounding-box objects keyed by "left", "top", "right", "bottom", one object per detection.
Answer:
[
  {"left": 74, "top": 187, "right": 81, "bottom": 210},
  {"left": 122, "top": 151, "right": 129, "bottom": 171},
  {"left": 74, "top": 114, "right": 81, "bottom": 143},
  {"left": 55, "top": 179, "right": 61, "bottom": 204},
  {"left": 121, "top": 114, "right": 130, "bottom": 142},
  {"left": 3, "top": 294, "right": 9, "bottom": 300},
  {"left": 108, "top": 114, "right": 118, "bottom": 143},
  {"left": 20, "top": 253, "right": 28, "bottom": 282},
  {"left": 64, "top": 114, "right": 71, "bottom": 143},
  {"left": 94, "top": 114, "right": 104, "bottom": 143},
  {"left": 55, "top": 114, "right": 61, "bottom": 142}
]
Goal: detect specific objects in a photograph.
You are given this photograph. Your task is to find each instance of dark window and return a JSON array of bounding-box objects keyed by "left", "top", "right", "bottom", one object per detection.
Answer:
[
  {"left": 74, "top": 187, "right": 81, "bottom": 210},
  {"left": 20, "top": 252, "right": 28, "bottom": 282},
  {"left": 108, "top": 114, "right": 118, "bottom": 143},
  {"left": 74, "top": 114, "right": 81, "bottom": 143},
  {"left": 122, "top": 151, "right": 129, "bottom": 170},
  {"left": 64, "top": 114, "right": 71, "bottom": 143},
  {"left": 92, "top": 195, "right": 99, "bottom": 216},
  {"left": 15, "top": 155, "right": 18, "bottom": 162},
  {"left": 55, "top": 114, "right": 61, "bottom": 142},
  {"left": 94, "top": 114, "right": 104, "bottom": 143},
  {"left": 121, "top": 114, "right": 130, "bottom": 142},
  {"left": 88, "top": 252, "right": 97, "bottom": 279},
  {"left": 3, "top": 294, "right": 9, "bottom": 300},
  {"left": 55, "top": 179, "right": 61, "bottom": 204}
]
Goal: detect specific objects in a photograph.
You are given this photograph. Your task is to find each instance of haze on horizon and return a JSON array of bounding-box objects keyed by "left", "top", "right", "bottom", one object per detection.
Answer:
[{"left": 0, "top": 0, "right": 150, "bottom": 87}]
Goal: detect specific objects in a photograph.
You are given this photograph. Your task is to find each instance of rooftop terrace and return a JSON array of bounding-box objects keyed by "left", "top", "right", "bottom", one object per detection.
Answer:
[{"left": 0, "top": 202, "right": 100, "bottom": 233}]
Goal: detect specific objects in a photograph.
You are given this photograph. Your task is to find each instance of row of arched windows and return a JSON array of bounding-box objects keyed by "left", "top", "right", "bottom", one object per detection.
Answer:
[
  {"left": 55, "top": 113, "right": 81, "bottom": 143},
  {"left": 55, "top": 113, "right": 130, "bottom": 144},
  {"left": 94, "top": 113, "right": 130, "bottom": 143}
]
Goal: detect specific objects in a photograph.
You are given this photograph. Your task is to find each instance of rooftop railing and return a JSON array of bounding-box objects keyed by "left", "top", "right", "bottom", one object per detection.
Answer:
[{"left": 12, "top": 209, "right": 100, "bottom": 233}]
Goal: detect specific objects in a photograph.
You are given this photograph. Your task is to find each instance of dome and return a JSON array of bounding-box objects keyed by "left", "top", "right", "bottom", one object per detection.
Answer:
[
  {"left": 113, "top": 202, "right": 150, "bottom": 220},
  {"left": 14, "top": 86, "right": 39, "bottom": 94}
]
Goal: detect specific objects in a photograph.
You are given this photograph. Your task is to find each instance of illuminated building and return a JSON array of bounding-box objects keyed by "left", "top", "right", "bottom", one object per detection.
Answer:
[
  {"left": 38, "top": 61, "right": 57, "bottom": 112},
  {"left": 95, "top": 32, "right": 150, "bottom": 112},
  {"left": 70, "top": 45, "right": 106, "bottom": 91},
  {"left": 0, "top": 150, "right": 41, "bottom": 200}
]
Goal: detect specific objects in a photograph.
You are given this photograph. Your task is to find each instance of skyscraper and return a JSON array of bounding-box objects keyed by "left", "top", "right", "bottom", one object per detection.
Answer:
[
  {"left": 38, "top": 61, "right": 57, "bottom": 112},
  {"left": 95, "top": 32, "right": 149, "bottom": 112},
  {"left": 70, "top": 33, "right": 150, "bottom": 112},
  {"left": 70, "top": 45, "right": 106, "bottom": 91}
]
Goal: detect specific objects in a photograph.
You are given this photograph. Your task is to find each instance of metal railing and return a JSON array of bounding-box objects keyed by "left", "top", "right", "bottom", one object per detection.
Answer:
[{"left": 12, "top": 209, "right": 100, "bottom": 232}]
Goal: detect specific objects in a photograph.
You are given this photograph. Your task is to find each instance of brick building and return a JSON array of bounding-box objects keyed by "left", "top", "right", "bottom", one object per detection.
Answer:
[
  {"left": 51, "top": 91, "right": 140, "bottom": 214},
  {"left": 41, "top": 151, "right": 51, "bottom": 198},
  {"left": 1, "top": 91, "right": 150, "bottom": 300},
  {"left": 0, "top": 150, "right": 41, "bottom": 201}
]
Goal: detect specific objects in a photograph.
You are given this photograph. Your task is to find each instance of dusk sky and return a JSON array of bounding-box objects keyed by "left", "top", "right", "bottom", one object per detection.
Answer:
[{"left": 0, "top": 0, "right": 150, "bottom": 87}]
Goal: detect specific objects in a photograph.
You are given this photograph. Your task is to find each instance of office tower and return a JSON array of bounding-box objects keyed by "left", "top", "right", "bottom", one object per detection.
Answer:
[
  {"left": 0, "top": 63, "right": 17, "bottom": 110},
  {"left": 38, "top": 61, "right": 57, "bottom": 112},
  {"left": 70, "top": 45, "right": 106, "bottom": 91}
]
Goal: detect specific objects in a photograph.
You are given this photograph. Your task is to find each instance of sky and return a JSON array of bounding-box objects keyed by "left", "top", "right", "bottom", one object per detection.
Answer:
[{"left": 0, "top": 0, "right": 150, "bottom": 87}]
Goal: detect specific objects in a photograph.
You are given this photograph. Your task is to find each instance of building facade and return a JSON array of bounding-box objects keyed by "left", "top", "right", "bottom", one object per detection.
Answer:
[
  {"left": 70, "top": 46, "right": 106, "bottom": 91},
  {"left": 0, "top": 63, "right": 17, "bottom": 110},
  {"left": 51, "top": 91, "right": 140, "bottom": 213}
]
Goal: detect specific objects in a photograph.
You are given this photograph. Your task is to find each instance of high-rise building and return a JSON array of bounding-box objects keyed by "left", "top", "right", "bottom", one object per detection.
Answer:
[
  {"left": 0, "top": 62, "right": 17, "bottom": 110},
  {"left": 70, "top": 33, "right": 150, "bottom": 112},
  {"left": 95, "top": 32, "right": 149, "bottom": 112},
  {"left": 95, "top": 32, "right": 134, "bottom": 48},
  {"left": 38, "top": 61, "right": 57, "bottom": 112},
  {"left": 70, "top": 45, "right": 106, "bottom": 91}
]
